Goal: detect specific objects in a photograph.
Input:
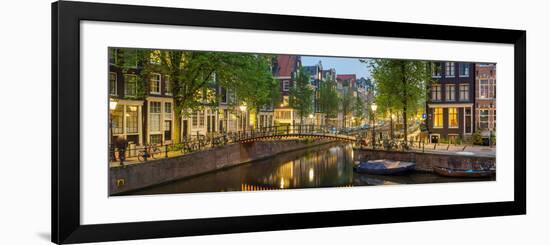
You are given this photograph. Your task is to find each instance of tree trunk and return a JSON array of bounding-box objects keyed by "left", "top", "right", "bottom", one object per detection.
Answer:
[
  {"left": 390, "top": 109, "right": 394, "bottom": 139},
  {"left": 401, "top": 62, "right": 408, "bottom": 143},
  {"left": 173, "top": 114, "right": 182, "bottom": 143}
]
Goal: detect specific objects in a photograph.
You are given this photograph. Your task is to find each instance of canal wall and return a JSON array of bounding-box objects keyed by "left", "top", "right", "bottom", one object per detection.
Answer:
[
  {"left": 353, "top": 148, "right": 495, "bottom": 172},
  {"left": 110, "top": 139, "right": 335, "bottom": 195}
]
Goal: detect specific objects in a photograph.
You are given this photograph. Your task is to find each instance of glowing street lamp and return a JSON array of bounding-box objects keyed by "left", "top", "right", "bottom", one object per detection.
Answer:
[
  {"left": 109, "top": 98, "right": 118, "bottom": 111},
  {"left": 239, "top": 103, "right": 247, "bottom": 131},
  {"left": 239, "top": 104, "right": 247, "bottom": 112}
]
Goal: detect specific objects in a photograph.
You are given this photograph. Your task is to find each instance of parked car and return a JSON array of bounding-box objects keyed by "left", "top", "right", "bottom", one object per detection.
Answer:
[{"left": 361, "top": 124, "right": 370, "bottom": 129}]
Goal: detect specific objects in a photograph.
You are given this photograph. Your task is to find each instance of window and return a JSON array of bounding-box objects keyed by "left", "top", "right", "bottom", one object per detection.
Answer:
[
  {"left": 109, "top": 48, "right": 117, "bottom": 65},
  {"left": 448, "top": 108, "right": 458, "bottom": 128},
  {"left": 109, "top": 72, "right": 117, "bottom": 96},
  {"left": 150, "top": 134, "right": 162, "bottom": 145},
  {"left": 165, "top": 75, "right": 172, "bottom": 95},
  {"left": 124, "top": 74, "right": 137, "bottom": 96},
  {"left": 191, "top": 111, "right": 198, "bottom": 127},
  {"left": 433, "top": 108, "right": 443, "bottom": 128},
  {"left": 479, "top": 109, "right": 489, "bottom": 129},
  {"left": 149, "top": 50, "right": 161, "bottom": 64},
  {"left": 149, "top": 101, "right": 161, "bottom": 132},
  {"left": 494, "top": 110, "right": 496, "bottom": 129},
  {"left": 126, "top": 106, "right": 138, "bottom": 134},
  {"left": 121, "top": 49, "right": 138, "bottom": 68},
  {"left": 283, "top": 80, "right": 290, "bottom": 91},
  {"left": 432, "top": 63, "right": 442, "bottom": 77},
  {"left": 465, "top": 108, "right": 472, "bottom": 133},
  {"left": 275, "top": 111, "right": 292, "bottom": 120},
  {"left": 112, "top": 105, "right": 123, "bottom": 134},
  {"left": 164, "top": 102, "right": 172, "bottom": 119},
  {"left": 431, "top": 84, "right": 441, "bottom": 101},
  {"left": 220, "top": 87, "right": 227, "bottom": 104},
  {"left": 459, "top": 63, "right": 470, "bottom": 77},
  {"left": 446, "top": 84, "right": 455, "bottom": 101},
  {"left": 198, "top": 110, "right": 205, "bottom": 127},
  {"left": 164, "top": 121, "right": 172, "bottom": 141},
  {"left": 445, "top": 62, "right": 455, "bottom": 77},
  {"left": 479, "top": 79, "right": 495, "bottom": 99},
  {"left": 459, "top": 84, "right": 469, "bottom": 101},
  {"left": 150, "top": 73, "right": 161, "bottom": 94}
]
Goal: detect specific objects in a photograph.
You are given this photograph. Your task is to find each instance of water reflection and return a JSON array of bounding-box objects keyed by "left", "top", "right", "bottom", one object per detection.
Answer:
[{"left": 127, "top": 143, "right": 493, "bottom": 196}]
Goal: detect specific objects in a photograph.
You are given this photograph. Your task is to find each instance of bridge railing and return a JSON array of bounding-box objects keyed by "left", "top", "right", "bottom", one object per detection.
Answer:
[{"left": 109, "top": 125, "right": 360, "bottom": 166}]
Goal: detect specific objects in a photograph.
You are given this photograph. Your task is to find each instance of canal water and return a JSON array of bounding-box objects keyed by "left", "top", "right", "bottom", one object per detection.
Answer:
[{"left": 127, "top": 143, "right": 494, "bottom": 196}]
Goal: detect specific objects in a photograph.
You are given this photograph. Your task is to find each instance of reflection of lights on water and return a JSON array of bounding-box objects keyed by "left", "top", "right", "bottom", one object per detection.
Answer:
[{"left": 309, "top": 168, "right": 314, "bottom": 182}]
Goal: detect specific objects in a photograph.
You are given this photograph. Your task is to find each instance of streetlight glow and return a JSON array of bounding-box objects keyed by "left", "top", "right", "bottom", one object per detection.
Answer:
[
  {"left": 239, "top": 104, "right": 247, "bottom": 112},
  {"left": 109, "top": 99, "right": 118, "bottom": 111},
  {"left": 370, "top": 103, "right": 377, "bottom": 112}
]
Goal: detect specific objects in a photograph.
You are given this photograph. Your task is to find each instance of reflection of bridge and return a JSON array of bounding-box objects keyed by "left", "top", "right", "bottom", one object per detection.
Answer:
[{"left": 234, "top": 125, "right": 360, "bottom": 143}]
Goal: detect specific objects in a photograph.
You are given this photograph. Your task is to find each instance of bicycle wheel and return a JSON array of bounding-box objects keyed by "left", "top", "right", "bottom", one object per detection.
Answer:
[
  {"left": 137, "top": 152, "right": 145, "bottom": 162},
  {"left": 151, "top": 148, "right": 161, "bottom": 159}
]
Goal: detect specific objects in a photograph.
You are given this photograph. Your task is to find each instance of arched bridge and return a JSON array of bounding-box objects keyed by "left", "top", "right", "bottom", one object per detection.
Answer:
[{"left": 230, "top": 125, "right": 362, "bottom": 143}]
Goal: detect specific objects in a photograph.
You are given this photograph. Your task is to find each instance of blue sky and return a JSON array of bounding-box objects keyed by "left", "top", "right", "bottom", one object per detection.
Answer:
[{"left": 301, "top": 56, "right": 372, "bottom": 79}]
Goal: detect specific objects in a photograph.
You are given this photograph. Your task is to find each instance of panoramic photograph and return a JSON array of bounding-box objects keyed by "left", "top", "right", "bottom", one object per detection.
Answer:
[{"left": 107, "top": 47, "right": 496, "bottom": 196}]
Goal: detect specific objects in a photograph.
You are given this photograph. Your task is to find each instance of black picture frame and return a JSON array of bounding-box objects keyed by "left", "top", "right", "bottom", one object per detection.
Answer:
[{"left": 52, "top": 1, "right": 526, "bottom": 244}]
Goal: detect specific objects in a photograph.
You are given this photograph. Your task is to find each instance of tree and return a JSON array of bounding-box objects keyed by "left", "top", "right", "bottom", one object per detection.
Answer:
[
  {"left": 290, "top": 67, "right": 314, "bottom": 125},
  {"left": 340, "top": 89, "right": 353, "bottom": 128},
  {"left": 353, "top": 95, "right": 365, "bottom": 126},
  {"left": 113, "top": 48, "right": 277, "bottom": 143},
  {"left": 366, "top": 59, "right": 431, "bottom": 143},
  {"left": 318, "top": 79, "right": 339, "bottom": 119}
]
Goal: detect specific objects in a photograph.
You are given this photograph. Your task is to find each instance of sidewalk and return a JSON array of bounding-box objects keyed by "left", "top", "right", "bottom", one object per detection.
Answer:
[{"left": 408, "top": 143, "right": 495, "bottom": 157}]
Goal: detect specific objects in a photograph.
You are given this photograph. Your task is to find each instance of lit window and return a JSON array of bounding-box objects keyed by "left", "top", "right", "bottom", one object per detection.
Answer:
[
  {"left": 283, "top": 96, "right": 289, "bottom": 106},
  {"left": 149, "top": 102, "right": 161, "bottom": 132},
  {"left": 445, "top": 62, "right": 455, "bottom": 77},
  {"left": 150, "top": 73, "right": 161, "bottom": 94},
  {"left": 126, "top": 106, "right": 138, "bottom": 134},
  {"left": 459, "top": 84, "right": 469, "bottom": 101},
  {"left": 124, "top": 74, "right": 137, "bottom": 97},
  {"left": 112, "top": 105, "right": 123, "bottom": 134},
  {"left": 446, "top": 84, "right": 455, "bottom": 101},
  {"left": 433, "top": 108, "right": 443, "bottom": 128},
  {"left": 109, "top": 72, "right": 117, "bottom": 96},
  {"left": 448, "top": 108, "right": 458, "bottom": 128}
]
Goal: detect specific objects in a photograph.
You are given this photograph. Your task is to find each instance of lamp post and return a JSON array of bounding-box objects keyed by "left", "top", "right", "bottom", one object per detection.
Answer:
[
  {"left": 371, "top": 103, "right": 377, "bottom": 149},
  {"left": 239, "top": 103, "right": 247, "bottom": 132},
  {"left": 109, "top": 98, "right": 118, "bottom": 162}
]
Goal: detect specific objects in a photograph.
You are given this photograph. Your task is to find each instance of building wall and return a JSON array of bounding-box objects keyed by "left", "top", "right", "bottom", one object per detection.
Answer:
[
  {"left": 475, "top": 64, "right": 497, "bottom": 134},
  {"left": 427, "top": 61, "right": 476, "bottom": 142}
]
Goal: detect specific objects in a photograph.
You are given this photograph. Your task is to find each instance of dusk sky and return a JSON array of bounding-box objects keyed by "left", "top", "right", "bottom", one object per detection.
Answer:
[{"left": 301, "top": 56, "right": 372, "bottom": 79}]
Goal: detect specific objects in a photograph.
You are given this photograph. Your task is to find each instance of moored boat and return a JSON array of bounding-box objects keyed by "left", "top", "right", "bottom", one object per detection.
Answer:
[
  {"left": 354, "top": 159, "right": 416, "bottom": 175},
  {"left": 433, "top": 166, "right": 495, "bottom": 178}
]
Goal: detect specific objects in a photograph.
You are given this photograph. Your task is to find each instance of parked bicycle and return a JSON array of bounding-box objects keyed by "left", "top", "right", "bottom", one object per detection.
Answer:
[{"left": 137, "top": 144, "right": 161, "bottom": 162}]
